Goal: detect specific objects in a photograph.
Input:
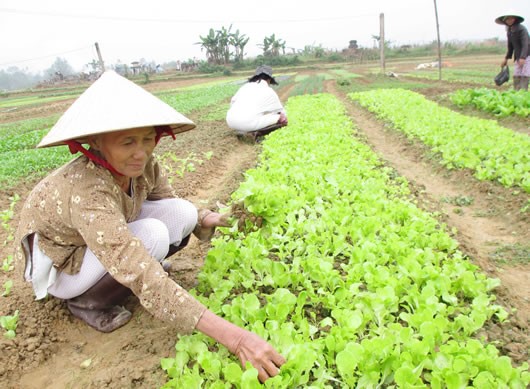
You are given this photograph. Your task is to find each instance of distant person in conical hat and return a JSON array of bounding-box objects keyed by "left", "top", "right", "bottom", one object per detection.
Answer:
[
  {"left": 226, "top": 65, "right": 288, "bottom": 142},
  {"left": 496, "top": 10, "right": 530, "bottom": 90},
  {"left": 14, "top": 70, "right": 285, "bottom": 383}
]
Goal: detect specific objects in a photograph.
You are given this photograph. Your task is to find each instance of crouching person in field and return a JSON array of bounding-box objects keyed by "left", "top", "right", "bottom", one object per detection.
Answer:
[
  {"left": 226, "top": 65, "right": 288, "bottom": 142},
  {"left": 14, "top": 70, "right": 285, "bottom": 383}
]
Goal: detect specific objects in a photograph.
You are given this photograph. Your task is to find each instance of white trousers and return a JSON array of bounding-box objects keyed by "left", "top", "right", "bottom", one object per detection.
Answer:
[{"left": 25, "top": 198, "right": 197, "bottom": 300}]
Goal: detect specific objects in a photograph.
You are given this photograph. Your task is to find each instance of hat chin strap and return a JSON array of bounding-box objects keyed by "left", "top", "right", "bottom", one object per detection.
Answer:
[
  {"left": 155, "top": 125, "right": 175, "bottom": 143},
  {"left": 64, "top": 140, "right": 123, "bottom": 176}
]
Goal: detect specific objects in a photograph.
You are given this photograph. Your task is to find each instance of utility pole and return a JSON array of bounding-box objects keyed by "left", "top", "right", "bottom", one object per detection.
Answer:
[
  {"left": 433, "top": 0, "right": 442, "bottom": 81},
  {"left": 380, "top": 13, "right": 385, "bottom": 74},
  {"left": 94, "top": 42, "right": 105, "bottom": 72}
]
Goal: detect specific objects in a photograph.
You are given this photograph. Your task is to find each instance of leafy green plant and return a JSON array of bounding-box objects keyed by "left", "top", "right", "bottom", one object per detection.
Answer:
[
  {"left": 2, "top": 255, "right": 14, "bottom": 272},
  {"left": 441, "top": 195, "right": 474, "bottom": 206},
  {"left": 2, "top": 280, "right": 13, "bottom": 297},
  {"left": 159, "top": 151, "right": 213, "bottom": 184},
  {"left": 490, "top": 243, "right": 530, "bottom": 265},
  {"left": 0, "top": 310, "right": 19, "bottom": 339},
  {"left": 450, "top": 88, "right": 530, "bottom": 118},
  {"left": 1, "top": 194, "right": 20, "bottom": 245}
]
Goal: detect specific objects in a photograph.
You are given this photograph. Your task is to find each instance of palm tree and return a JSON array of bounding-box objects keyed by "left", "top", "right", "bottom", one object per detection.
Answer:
[
  {"left": 197, "top": 26, "right": 252, "bottom": 64},
  {"left": 230, "top": 29, "right": 250, "bottom": 62},
  {"left": 217, "top": 25, "right": 232, "bottom": 65},
  {"left": 259, "top": 34, "right": 286, "bottom": 57},
  {"left": 196, "top": 29, "right": 220, "bottom": 64}
]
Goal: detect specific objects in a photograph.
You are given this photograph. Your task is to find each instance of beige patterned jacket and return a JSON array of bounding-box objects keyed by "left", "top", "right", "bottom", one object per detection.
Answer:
[{"left": 14, "top": 155, "right": 206, "bottom": 334}]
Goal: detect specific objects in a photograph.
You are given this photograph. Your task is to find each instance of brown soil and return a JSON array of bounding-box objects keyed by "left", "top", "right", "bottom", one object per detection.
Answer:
[{"left": 0, "top": 61, "right": 528, "bottom": 388}]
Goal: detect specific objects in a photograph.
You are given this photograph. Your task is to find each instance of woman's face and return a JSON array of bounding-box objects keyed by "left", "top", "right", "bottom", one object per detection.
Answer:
[
  {"left": 504, "top": 16, "right": 516, "bottom": 26},
  {"left": 89, "top": 126, "right": 157, "bottom": 177}
]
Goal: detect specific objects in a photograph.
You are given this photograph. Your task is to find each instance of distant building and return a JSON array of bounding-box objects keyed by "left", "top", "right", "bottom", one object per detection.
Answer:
[{"left": 130, "top": 61, "right": 141, "bottom": 75}]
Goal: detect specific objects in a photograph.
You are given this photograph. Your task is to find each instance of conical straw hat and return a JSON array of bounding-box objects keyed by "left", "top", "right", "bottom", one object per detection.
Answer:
[
  {"left": 38, "top": 70, "right": 195, "bottom": 148},
  {"left": 495, "top": 10, "right": 524, "bottom": 25}
]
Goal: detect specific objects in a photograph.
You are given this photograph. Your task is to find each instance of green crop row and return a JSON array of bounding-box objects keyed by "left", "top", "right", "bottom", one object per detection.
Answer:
[
  {"left": 349, "top": 89, "right": 530, "bottom": 192},
  {"left": 157, "top": 82, "right": 240, "bottom": 114},
  {"left": 0, "top": 115, "right": 60, "bottom": 141},
  {"left": 0, "top": 94, "right": 78, "bottom": 109},
  {"left": 450, "top": 88, "right": 530, "bottom": 118},
  {"left": 289, "top": 75, "right": 327, "bottom": 96},
  {"left": 406, "top": 68, "right": 500, "bottom": 85},
  {"left": 161, "top": 94, "right": 529, "bottom": 388}
]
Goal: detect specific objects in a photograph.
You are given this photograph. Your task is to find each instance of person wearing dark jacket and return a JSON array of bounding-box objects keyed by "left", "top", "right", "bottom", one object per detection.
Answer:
[{"left": 496, "top": 10, "right": 530, "bottom": 90}]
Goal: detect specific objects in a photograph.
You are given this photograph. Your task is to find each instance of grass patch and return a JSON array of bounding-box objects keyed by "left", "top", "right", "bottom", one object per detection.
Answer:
[
  {"left": 0, "top": 147, "right": 74, "bottom": 189},
  {"left": 0, "top": 94, "right": 77, "bottom": 109},
  {"left": 441, "top": 195, "right": 474, "bottom": 206},
  {"left": 0, "top": 115, "right": 60, "bottom": 140},
  {"left": 339, "top": 74, "right": 431, "bottom": 93},
  {"left": 490, "top": 243, "right": 530, "bottom": 265},
  {"left": 202, "top": 103, "right": 230, "bottom": 121},
  {"left": 289, "top": 74, "right": 327, "bottom": 96},
  {"left": 405, "top": 68, "right": 501, "bottom": 85}
]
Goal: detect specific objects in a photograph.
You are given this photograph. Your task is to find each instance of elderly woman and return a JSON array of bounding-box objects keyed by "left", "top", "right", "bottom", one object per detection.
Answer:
[
  {"left": 226, "top": 65, "right": 288, "bottom": 141},
  {"left": 496, "top": 10, "right": 530, "bottom": 91},
  {"left": 14, "top": 70, "right": 285, "bottom": 383}
]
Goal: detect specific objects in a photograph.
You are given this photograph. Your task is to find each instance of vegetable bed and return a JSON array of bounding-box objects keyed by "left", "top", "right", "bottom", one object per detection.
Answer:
[{"left": 161, "top": 93, "right": 529, "bottom": 388}]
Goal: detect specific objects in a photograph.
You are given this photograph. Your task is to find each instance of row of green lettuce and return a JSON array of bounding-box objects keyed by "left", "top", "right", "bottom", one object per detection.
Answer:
[
  {"left": 160, "top": 93, "right": 529, "bottom": 388},
  {"left": 405, "top": 68, "right": 500, "bottom": 85},
  {"left": 450, "top": 88, "right": 530, "bottom": 118},
  {"left": 0, "top": 82, "right": 240, "bottom": 189},
  {"left": 349, "top": 89, "right": 530, "bottom": 193}
]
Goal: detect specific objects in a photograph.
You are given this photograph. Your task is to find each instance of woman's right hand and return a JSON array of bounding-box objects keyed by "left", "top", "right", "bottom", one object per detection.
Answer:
[
  {"left": 195, "top": 309, "right": 286, "bottom": 383},
  {"left": 232, "top": 330, "right": 286, "bottom": 383},
  {"left": 500, "top": 58, "right": 508, "bottom": 67}
]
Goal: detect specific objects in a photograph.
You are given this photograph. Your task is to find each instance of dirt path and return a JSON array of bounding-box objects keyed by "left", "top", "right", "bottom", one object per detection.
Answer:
[{"left": 0, "top": 69, "right": 528, "bottom": 388}]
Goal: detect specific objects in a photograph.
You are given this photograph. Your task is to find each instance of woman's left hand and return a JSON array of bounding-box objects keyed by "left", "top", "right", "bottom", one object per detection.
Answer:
[{"left": 278, "top": 112, "right": 288, "bottom": 126}]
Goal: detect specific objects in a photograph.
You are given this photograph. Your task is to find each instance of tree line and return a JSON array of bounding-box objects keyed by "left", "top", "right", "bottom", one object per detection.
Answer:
[
  {"left": 196, "top": 25, "right": 287, "bottom": 65},
  {"left": 1, "top": 26, "right": 290, "bottom": 91}
]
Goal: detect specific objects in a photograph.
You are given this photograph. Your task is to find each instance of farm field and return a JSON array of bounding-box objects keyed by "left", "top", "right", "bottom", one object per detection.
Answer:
[{"left": 0, "top": 54, "right": 529, "bottom": 388}]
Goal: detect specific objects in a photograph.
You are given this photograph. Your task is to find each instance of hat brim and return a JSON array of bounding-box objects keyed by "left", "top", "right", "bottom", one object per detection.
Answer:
[
  {"left": 42, "top": 123, "right": 196, "bottom": 148},
  {"left": 495, "top": 14, "right": 524, "bottom": 24},
  {"left": 252, "top": 72, "right": 278, "bottom": 85},
  {"left": 37, "top": 71, "right": 196, "bottom": 148}
]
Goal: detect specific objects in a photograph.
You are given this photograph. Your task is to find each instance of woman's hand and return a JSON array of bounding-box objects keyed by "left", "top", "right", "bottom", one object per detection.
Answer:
[
  {"left": 500, "top": 58, "right": 508, "bottom": 67},
  {"left": 278, "top": 112, "right": 288, "bottom": 126},
  {"left": 195, "top": 309, "right": 286, "bottom": 383},
  {"left": 232, "top": 330, "right": 286, "bottom": 383},
  {"left": 517, "top": 58, "right": 525, "bottom": 67}
]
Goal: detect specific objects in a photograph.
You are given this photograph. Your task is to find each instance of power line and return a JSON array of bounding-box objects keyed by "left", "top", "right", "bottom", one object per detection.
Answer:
[
  {"left": 0, "top": 7, "right": 376, "bottom": 24},
  {"left": 0, "top": 45, "right": 93, "bottom": 68}
]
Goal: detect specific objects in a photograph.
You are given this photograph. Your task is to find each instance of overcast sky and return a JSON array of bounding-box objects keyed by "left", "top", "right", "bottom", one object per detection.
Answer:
[{"left": 1, "top": 0, "right": 529, "bottom": 73}]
